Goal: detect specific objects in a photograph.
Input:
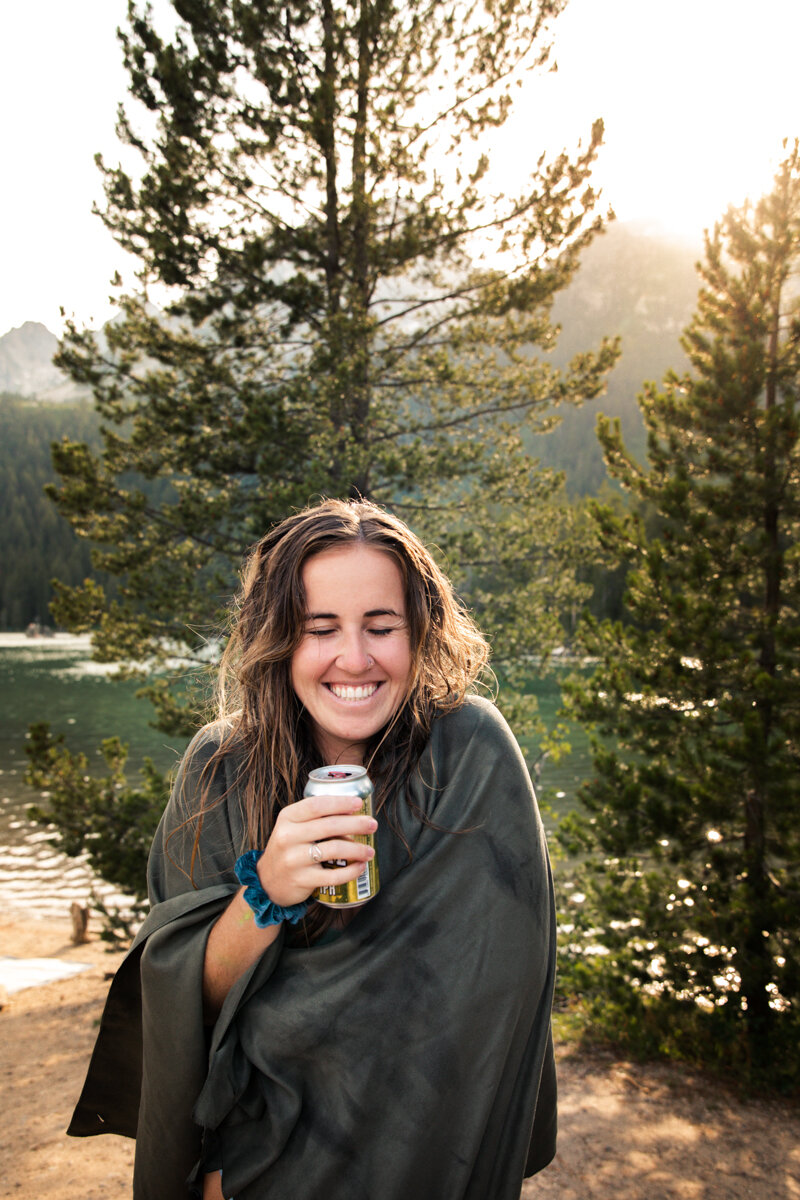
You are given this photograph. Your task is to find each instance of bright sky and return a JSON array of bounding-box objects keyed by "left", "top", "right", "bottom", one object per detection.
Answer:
[{"left": 1, "top": 0, "right": 798, "bottom": 337}]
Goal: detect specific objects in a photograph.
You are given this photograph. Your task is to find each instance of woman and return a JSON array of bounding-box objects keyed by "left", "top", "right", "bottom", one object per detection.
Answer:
[{"left": 70, "top": 499, "right": 557, "bottom": 1200}]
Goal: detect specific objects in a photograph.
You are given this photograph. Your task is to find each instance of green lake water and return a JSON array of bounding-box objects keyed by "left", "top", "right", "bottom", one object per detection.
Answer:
[{"left": 0, "top": 634, "right": 592, "bottom": 917}]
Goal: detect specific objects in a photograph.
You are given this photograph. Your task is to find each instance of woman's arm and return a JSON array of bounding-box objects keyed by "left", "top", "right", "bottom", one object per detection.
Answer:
[
  {"left": 202, "top": 791, "right": 377, "bottom": 1017},
  {"left": 202, "top": 889, "right": 282, "bottom": 1018}
]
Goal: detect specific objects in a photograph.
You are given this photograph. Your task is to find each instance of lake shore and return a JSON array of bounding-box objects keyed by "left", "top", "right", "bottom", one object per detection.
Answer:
[{"left": 1, "top": 913, "right": 798, "bottom": 1199}]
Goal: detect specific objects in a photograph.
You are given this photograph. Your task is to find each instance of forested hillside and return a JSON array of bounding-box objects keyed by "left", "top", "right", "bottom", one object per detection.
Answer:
[
  {"left": 535, "top": 222, "right": 700, "bottom": 492},
  {"left": 0, "top": 397, "right": 103, "bottom": 628}
]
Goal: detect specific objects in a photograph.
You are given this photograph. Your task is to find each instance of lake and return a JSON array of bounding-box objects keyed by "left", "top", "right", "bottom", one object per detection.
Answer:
[{"left": 0, "top": 634, "right": 592, "bottom": 919}]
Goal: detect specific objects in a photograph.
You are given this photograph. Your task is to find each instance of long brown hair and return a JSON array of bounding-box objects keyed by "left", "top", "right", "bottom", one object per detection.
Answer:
[{"left": 182, "top": 499, "right": 490, "bottom": 929}]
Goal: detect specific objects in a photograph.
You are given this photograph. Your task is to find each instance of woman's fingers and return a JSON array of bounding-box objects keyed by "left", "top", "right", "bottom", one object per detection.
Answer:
[
  {"left": 285, "top": 793, "right": 367, "bottom": 823},
  {"left": 256, "top": 794, "right": 377, "bottom": 907},
  {"left": 275, "top": 795, "right": 376, "bottom": 847},
  {"left": 302, "top": 814, "right": 378, "bottom": 844},
  {"left": 306, "top": 838, "right": 376, "bottom": 866},
  {"left": 305, "top": 857, "right": 375, "bottom": 887}
]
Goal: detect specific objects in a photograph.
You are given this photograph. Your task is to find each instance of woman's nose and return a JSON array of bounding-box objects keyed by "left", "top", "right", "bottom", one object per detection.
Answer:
[{"left": 335, "top": 632, "right": 373, "bottom": 673}]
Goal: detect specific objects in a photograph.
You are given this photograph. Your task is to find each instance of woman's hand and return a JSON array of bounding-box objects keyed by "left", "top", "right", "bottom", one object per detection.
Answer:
[
  {"left": 257, "top": 793, "right": 378, "bottom": 907},
  {"left": 203, "top": 794, "right": 377, "bottom": 1019}
]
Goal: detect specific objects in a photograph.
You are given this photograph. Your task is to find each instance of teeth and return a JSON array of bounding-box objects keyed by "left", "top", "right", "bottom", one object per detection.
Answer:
[{"left": 329, "top": 684, "right": 378, "bottom": 701}]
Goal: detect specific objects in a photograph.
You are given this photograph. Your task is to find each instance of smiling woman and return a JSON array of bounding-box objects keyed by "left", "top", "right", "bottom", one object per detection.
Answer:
[
  {"left": 69, "top": 498, "right": 558, "bottom": 1200},
  {"left": 291, "top": 545, "right": 413, "bottom": 763}
]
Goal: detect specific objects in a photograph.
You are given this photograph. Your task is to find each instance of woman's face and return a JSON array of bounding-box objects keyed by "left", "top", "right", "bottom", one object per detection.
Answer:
[{"left": 291, "top": 544, "right": 413, "bottom": 764}]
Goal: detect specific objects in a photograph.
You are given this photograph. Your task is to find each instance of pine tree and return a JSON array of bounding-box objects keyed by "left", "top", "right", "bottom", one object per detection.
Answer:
[
  {"left": 48, "top": 0, "right": 617, "bottom": 736},
  {"left": 561, "top": 144, "right": 800, "bottom": 1084}
]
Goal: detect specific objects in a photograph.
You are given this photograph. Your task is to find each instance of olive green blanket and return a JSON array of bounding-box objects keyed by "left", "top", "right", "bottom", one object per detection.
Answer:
[{"left": 69, "top": 697, "right": 557, "bottom": 1199}]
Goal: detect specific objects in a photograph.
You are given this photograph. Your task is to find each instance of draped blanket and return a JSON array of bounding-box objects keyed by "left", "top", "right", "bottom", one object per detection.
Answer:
[{"left": 69, "top": 697, "right": 557, "bottom": 1200}]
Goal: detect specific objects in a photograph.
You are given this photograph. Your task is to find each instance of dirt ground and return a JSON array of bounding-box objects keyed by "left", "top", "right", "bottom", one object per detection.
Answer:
[{"left": 2, "top": 916, "right": 799, "bottom": 1200}]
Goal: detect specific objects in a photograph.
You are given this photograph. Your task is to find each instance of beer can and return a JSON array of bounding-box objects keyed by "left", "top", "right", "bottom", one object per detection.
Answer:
[{"left": 304, "top": 765, "right": 380, "bottom": 908}]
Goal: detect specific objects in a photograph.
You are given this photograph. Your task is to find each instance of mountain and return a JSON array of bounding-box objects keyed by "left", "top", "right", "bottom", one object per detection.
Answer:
[{"left": 0, "top": 322, "right": 86, "bottom": 402}]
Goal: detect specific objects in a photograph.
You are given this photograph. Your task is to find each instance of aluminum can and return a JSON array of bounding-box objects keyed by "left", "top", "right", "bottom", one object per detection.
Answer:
[{"left": 304, "top": 765, "right": 380, "bottom": 908}]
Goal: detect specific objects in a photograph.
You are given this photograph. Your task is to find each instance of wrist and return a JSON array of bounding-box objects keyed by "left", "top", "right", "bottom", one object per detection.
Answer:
[{"left": 234, "top": 850, "right": 309, "bottom": 928}]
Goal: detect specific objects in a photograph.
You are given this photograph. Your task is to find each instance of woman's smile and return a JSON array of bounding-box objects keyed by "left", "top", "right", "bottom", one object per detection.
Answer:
[{"left": 325, "top": 682, "right": 381, "bottom": 701}]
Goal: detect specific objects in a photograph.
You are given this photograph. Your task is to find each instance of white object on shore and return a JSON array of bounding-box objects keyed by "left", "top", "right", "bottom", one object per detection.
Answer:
[
  {"left": 0, "top": 955, "right": 91, "bottom": 994},
  {"left": 0, "top": 632, "right": 93, "bottom": 652}
]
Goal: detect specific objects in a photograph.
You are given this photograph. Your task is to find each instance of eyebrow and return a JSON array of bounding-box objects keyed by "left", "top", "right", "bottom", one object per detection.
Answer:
[{"left": 305, "top": 608, "right": 403, "bottom": 620}]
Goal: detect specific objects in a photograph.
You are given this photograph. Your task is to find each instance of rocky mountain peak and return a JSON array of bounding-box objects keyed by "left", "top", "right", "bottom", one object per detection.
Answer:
[{"left": 0, "top": 321, "right": 84, "bottom": 401}]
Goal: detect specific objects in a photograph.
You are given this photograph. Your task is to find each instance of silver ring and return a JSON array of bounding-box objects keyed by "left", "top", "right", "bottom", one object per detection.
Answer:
[{"left": 309, "top": 843, "right": 323, "bottom": 863}]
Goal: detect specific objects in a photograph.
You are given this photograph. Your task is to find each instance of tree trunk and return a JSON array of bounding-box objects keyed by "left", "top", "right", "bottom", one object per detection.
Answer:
[
  {"left": 320, "top": 0, "right": 342, "bottom": 317},
  {"left": 347, "top": 0, "right": 374, "bottom": 498},
  {"left": 741, "top": 785, "right": 772, "bottom": 1069},
  {"left": 740, "top": 260, "right": 784, "bottom": 1070}
]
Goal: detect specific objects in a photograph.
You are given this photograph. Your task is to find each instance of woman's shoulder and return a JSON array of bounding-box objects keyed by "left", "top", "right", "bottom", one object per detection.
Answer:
[
  {"left": 171, "top": 719, "right": 248, "bottom": 804},
  {"left": 179, "top": 718, "right": 242, "bottom": 767},
  {"left": 186, "top": 717, "right": 235, "bottom": 749},
  {"left": 423, "top": 694, "right": 536, "bottom": 804},
  {"left": 154, "top": 721, "right": 245, "bottom": 859},
  {"left": 431, "top": 693, "right": 518, "bottom": 751}
]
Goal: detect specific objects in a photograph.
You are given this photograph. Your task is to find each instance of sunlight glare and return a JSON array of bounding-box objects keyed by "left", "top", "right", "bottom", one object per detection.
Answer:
[{"left": 489, "top": 0, "right": 800, "bottom": 244}]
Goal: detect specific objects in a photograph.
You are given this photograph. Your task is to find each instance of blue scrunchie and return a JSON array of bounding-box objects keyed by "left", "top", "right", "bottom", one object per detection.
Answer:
[{"left": 234, "top": 849, "right": 310, "bottom": 928}]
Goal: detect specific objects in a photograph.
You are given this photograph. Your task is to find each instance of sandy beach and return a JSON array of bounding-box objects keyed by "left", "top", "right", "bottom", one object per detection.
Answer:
[{"left": 2, "top": 915, "right": 798, "bottom": 1199}]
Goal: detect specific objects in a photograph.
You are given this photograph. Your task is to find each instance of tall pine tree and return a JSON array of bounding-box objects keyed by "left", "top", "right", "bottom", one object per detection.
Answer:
[
  {"left": 49, "top": 0, "right": 617, "bottom": 737},
  {"left": 561, "top": 144, "right": 800, "bottom": 1083}
]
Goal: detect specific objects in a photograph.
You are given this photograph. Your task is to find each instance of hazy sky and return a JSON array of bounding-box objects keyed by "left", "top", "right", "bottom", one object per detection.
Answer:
[{"left": 2, "top": 0, "right": 799, "bottom": 336}]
